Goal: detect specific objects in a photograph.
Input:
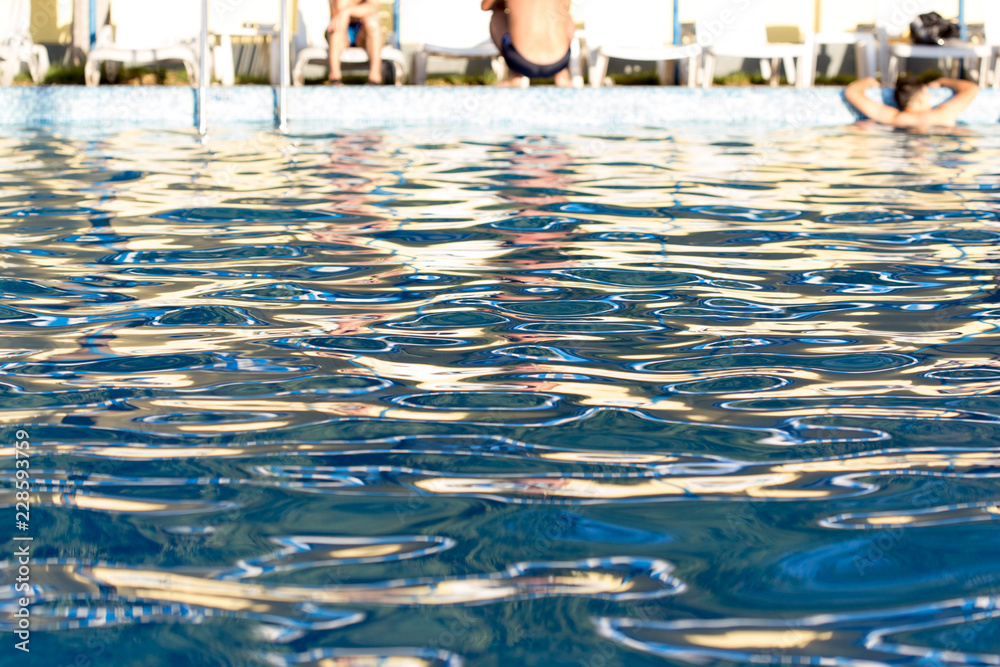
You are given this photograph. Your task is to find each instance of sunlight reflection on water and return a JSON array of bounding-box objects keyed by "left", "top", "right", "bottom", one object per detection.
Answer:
[{"left": 2, "top": 123, "right": 1000, "bottom": 665}]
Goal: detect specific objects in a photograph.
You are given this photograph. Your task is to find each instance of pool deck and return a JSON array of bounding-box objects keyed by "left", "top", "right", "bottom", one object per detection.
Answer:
[{"left": 2, "top": 85, "right": 999, "bottom": 129}]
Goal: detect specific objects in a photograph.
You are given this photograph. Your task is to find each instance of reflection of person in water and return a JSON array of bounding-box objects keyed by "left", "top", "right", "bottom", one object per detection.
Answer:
[
  {"left": 489, "top": 137, "right": 577, "bottom": 298},
  {"left": 498, "top": 136, "right": 575, "bottom": 211},
  {"left": 303, "top": 134, "right": 404, "bottom": 338},
  {"left": 314, "top": 132, "right": 398, "bottom": 220},
  {"left": 494, "top": 136, "right": 575, "bottom": 260}
]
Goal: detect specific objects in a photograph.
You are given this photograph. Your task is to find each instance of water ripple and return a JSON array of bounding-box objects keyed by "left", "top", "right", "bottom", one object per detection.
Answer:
[{"left": 4, "top": 125, "right": 1000, "bottom": 665}]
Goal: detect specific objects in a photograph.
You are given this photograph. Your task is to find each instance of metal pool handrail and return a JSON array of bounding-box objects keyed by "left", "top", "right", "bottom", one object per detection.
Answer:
[
  {"left": 196, "top": 0, "right": 291, "bottom": 135},
  {"left": 279, "top": 0, "right": 288, "bottom": 133},
  {"left": 199, "top": 0, "right": 208, "bottom": 135}
]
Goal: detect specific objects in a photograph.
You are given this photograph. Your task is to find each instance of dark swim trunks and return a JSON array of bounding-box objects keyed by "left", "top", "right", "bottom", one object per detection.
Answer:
[
  {"left": 500, "top": 33, "right": 570, "bottom": 79},
  {"left": 327, "top": 21, "right": 363, "bottom": 47},
  {"left": 348, "top": 21, "right": 362, "bottom": 47}
]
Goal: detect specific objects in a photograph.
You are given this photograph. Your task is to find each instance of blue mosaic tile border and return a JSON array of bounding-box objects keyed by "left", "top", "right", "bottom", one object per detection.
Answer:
[{"left": 1, "top": 85, "right": 997, "bottom": 129}]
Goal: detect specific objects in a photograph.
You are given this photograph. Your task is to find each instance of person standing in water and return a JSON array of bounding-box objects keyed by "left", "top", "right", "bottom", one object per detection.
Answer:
[
  {"left": 845, "top": 76, "right": 978, "bottom": 128},
  {"left": 482, "top": 0, "right": 575, "bottom": 87}
]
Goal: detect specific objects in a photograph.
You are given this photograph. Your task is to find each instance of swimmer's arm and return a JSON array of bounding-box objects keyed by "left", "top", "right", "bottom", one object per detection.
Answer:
[
  {"left": 926, "top": 78, "right": 979, "bottom": 125},
  {"left": 844, "top": 77, "right": 900, "bottom": 125}
]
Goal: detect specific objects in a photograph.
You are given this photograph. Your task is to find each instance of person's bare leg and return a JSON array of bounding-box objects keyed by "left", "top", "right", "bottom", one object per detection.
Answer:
[
  {"left": 553, "top": 9, "right": 574, "bottom": 87},
  {"left": 488, "top": 4, "right": 523, "bottom": 86},
  {"left": 359, "top": 14, "right": 382, "bottom": 83},
  {"left": 327, "top": 10, "right": 350, "bottom": 82},
  {"left": 488, "top": 2, "right": 507, "bottom": 51}
]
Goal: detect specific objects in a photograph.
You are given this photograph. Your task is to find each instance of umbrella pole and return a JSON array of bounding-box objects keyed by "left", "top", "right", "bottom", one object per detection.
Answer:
[{"left": 88, "top": 0, "right": 96, "bottom": 48}]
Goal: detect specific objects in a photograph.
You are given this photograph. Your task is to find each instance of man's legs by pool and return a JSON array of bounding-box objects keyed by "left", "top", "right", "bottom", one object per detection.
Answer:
[
  {"left": 326, "top": 0, "right": 383, "bottom": 84},
  {"left": 326, "top": 8, "right": 351, "bottom": 83},
  {"left": 354, "top": 14, "right": 383, "bottom": 84}
]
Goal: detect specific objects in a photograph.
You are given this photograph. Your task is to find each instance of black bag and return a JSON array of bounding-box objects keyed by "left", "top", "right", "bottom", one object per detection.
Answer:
[{"left": 910, "top": 12, "right": 961, "bottom": 45}]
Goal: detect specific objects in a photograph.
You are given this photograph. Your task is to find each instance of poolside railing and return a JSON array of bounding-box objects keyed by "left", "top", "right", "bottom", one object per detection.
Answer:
[
  {"left": 278, "top": 0, "right": 289, "bottom": 133},
  {"left": 199, "top": 0, "right": 208, "bottom": 134},
  {"left": 195, "top": 0, "right": 290, "bottom": 135}
]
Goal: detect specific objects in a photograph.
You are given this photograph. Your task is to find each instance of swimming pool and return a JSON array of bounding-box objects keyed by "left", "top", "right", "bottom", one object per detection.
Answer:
[{"left": 3, "top": 122, "right": 1000, "bottom": 666}]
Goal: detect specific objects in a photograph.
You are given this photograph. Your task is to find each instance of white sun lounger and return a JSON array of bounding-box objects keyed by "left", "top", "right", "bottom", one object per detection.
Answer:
[
  {"left": 84, "top": 0, "right": 203, "bottom": 86},
  {"left": 404, "top": 0, "right": 505, "bottom": 85},
  {"left": 696, "top": 0, "right": 814, "bottom": 88},
  {"left": 210, "top": 0, "right": 284, "bottom": 86},
  {"left": 985, "top": 0, "right": 1000, "bottom": 88},
  {"left": 811, "top": 31, "right": 878, "bottom": 82},
  {"left": 292, "top": 0, "right": 407, "bottom": 86},
  {"left": 876, "top": 0, "right": 993, "bottom": 86},
  {"left": 1, "top": 0, "right": 50, "bottom": 85},
  {"left": 583, "top": 0, "right": 699, "bottom": 87}
]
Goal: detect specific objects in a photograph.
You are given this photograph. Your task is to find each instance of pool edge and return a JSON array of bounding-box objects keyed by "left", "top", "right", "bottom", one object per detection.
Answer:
[{"left": 2, "top": 86, "right": 999, "bottom": 129}]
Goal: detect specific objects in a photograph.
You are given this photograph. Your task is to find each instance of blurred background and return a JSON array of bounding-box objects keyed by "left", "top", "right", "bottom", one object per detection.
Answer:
[{"left": 7, "top": 0, "right": 998, "bottom": 85}]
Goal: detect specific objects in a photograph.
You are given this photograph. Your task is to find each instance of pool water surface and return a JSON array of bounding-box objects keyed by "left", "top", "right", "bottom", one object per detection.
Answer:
[{"left": 2, "top": 124, "right": 1000, "bottom": 666}]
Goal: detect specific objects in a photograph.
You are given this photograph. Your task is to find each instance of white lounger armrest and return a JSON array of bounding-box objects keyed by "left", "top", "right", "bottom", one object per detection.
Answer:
[
  {"left": 706, "top": 43, "right": 811, "bottom": 59},
  {"left": 812, "top": 32, "right": 877, "bottom": 80},
  {"left": 888, "top": 42, "right": 993, "bottom": 58},
  {"left": 341, "top": 45, "right": 407, "bottom": 67},
  {"left": 419, "top": 43, "right": 499, "bottom": 58},
  {"left": 597, "top": 45, "right": 700, "bottom": 61},
  {"left": 814, "top": 31, "right": 876, "bottom": 46}
]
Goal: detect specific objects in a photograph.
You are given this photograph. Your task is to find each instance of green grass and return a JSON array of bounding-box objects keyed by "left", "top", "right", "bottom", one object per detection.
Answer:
[
  {"left": 22, "top": 61, "right": 947, "bottom": 88},
  {"left": 713, "top": 71, "right": 791, "bottom": 86},
  {"left": 234, "top": 74, "right": 271, "bottom": 85},
  {"left": 38, "top": 63, "right": 191, "bottom": 85},
  {"left": 43, "top": 64, "right": 85, "bottom": 85},
  {"left": 425, "top": 70, "right": 499, "bottom": 86},
  {"left": 608, "top": 72, "right": 661, "bottom": 86},
  {"left": 815, "top": 74, "right": 859, "bottom": 86},
  {"left": 304, "top": 75, "right": 375, "bottom": 85},
  {"left": 426, "top": 71, "right": 658, "bottom": 86},
  {"left": 302, "top": 61, "right": 409, "bottom": 85}
]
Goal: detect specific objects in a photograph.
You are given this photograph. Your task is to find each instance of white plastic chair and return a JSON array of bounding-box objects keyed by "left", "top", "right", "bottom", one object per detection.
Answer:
[
  {"left": 210, "top": 0, "right": 282, "bottom": 85},
  {"left": 696, "top": 0, "right": 814, "bottom": 88},
  {"left": 404, "top": 0, "right": 504, "bottom": 85},
  {"left": 1, "top": 0, "right": 50, "bottom": 85},
  {"left": 812, "top": 32, "right": 877, "bottom": 82},
  {"left": 292, "top": 0, "right": 407, "bottom": 86},
  {"left": 980, "top": 0, "right": 1000, "bottom": 88},
  {"left": 84, "top": 0, "right": 202, "bottom": 86},
  {"left": 583, "top": 0, "right": 700, "bottom": 87},
  {"left": 876, "top": 0, "right": 992, "bottom": 85}
]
